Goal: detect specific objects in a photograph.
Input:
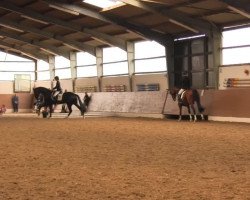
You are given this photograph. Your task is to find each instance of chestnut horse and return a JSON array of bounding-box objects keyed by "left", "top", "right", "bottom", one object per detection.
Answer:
[{"left": 169, "top": 88, "right": 205, "bottom": 121}]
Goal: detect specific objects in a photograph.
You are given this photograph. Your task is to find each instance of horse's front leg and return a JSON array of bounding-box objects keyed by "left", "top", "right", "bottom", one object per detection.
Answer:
[
  {"left": 36, "top": 107, "right": 41, "bottom": 116},
  {"left": 49, "top": 105, "right": 53, "bottom": 118},
  {"left": 190, "top": 104, "right": 197, "bottom": 122},
  {"left": 187, "top": 106, "right": 192, "bottom": 121},
  {"left": 178, "top": 104, "right": 182, "bottom": 121}
]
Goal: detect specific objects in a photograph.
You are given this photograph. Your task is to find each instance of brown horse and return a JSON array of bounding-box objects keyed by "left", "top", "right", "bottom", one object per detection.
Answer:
[{"left": 169, "top": 88, "right": 205, "bottom": 121}]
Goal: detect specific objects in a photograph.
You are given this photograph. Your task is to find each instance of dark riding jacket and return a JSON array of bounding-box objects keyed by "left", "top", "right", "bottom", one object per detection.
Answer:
[{"left": 53, "top": 80, "right": 62, "bottom": 92}]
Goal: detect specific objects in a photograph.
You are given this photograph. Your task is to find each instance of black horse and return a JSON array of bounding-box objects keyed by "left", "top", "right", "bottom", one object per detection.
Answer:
[{"left": 33, "top": 87, "right": 86, "bottom": 118}]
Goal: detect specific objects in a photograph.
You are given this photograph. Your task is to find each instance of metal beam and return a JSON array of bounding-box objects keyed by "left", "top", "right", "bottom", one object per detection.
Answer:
[
  {"left": 42, "top": 0, "right": 173, "bottom": 45},
  {"left": 0, "top": 48, "right": 37, "bottom": 61},
  {"left": 120, "top": 0, "right": 216, "bottom": 35},
  {"left": 0, "top": 41, "right": 48, "bottom": 62},
  {"left": 0, "top": 1, "right": 127, "bottom": 50},
  {"left": 0, "top": 30, "right": 70, "bottom": 59},
  {"left": 0, "top": 18, "right": 96, "bottom": 55}
]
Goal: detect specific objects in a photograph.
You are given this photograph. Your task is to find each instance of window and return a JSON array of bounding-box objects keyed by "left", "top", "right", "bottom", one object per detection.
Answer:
[
  {"left": 76, "top": 52, "right": 97, "bottom": 77},
  {"left": 77, "top": 52, "right": 96, "bottom": 66},
  {"left": 103, "top": 61, "right": 128, "bottom": 76},
  {"left": 37, "top": 60, "right": 50, "bottom": 80},
  {"left": 37, "top": 71, "right": 50, "bottom": 80},
  {"left": 55, "top": 56, "right": 70, "bottom": 69},
  {"left": 55, "top": 56, "right": 71, "bottom": 79},
  {"left": 55, "top": 68, "right": 71, "bottom": 79},
  {"left": 222, "top": 27, "right": 250, "bottom": 65},
  {"left": 77, "top": 66, "right": 97, "bottom": 77},
  {"left": 0, "top": 51, "right": 35, "bottom": 81},
  {"left": 37, "top": 60, "right": 49, "bottom": 71},
  {"left": 135, "top": 58, "right": 167, "bottom": 73},
  {"left": 134, "top": 41, "right": 167, "bottom": 73},
  {"left": 103, "top": 47, "right": 128, "bottom": 76},
  {"left": 83, "top": 0, "right": 122, "bottom": 8}
]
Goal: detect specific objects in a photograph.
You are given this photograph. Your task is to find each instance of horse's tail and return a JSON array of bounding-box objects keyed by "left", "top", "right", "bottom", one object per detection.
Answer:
[
  {"left": 76, "top": 94, "right": 86, "bottom": 114},
  {"left": 192, "top": 89, "right": 205, "bottom": 113}
]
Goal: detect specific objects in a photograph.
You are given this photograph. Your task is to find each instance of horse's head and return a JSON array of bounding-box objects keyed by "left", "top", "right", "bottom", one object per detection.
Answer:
[
  {"left": 169, "top": 88, "right": 179, "bottom": 101},
  {"left": 34, "top": 87, "right": 52, "bottom": 100}
]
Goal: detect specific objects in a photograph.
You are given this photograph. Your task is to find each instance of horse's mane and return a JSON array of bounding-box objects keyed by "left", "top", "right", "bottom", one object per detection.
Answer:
[{"left": 33, "top": 87, "right": 52, "bottom": 99}]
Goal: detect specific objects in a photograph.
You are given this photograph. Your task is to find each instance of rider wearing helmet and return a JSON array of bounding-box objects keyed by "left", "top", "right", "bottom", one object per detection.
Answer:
[
  {"left": 177, "top": 75, "right": 191, "bottom": 103},
  {"left": 52, "top": 76, "right": 62, "bottom": 100}
]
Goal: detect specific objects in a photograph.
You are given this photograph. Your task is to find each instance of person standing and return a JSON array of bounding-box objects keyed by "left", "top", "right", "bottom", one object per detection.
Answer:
[
  {"left": 12, "top": 94, "right": 19, "bottom": 113},
  {"left": 83, "top": 92, "right": 91, "bottom": 107}
]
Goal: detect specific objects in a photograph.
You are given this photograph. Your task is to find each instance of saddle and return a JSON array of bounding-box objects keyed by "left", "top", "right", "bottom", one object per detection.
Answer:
[
  {"left": 178, "top": 89, "right": 186, "bottom": 103},
  {"left": 52, "top": 91, "right": 63, "bottom": 102}
]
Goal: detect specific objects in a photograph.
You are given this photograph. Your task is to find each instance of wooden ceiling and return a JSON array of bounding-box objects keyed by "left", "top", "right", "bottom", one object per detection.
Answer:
[{"left": 0, "top": 0, "right": 249, "bottom": 62}]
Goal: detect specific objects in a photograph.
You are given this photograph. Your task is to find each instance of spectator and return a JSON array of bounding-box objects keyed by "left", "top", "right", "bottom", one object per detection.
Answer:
[
  {"left": 0, "top": 104, "right": 6, "bottom": 115},
  {"left": 83, "top": 92, "right": 91, "bottom": 107},
  {"left": 12, "top": 94, "right": 19, "bottom": 113}
]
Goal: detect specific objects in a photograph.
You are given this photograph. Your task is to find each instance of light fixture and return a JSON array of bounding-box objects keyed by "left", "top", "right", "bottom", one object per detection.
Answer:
[
  {"left": 21, "top": 15, "right": 49, "bottom": 25},
  {"left": 49, "top": 4, "right": 79, "bottom": 15}
]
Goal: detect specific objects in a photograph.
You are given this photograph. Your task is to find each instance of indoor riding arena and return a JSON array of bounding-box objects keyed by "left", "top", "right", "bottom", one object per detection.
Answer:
[{"left": 0, "top": 0, "right": 249, "bottom": 199}]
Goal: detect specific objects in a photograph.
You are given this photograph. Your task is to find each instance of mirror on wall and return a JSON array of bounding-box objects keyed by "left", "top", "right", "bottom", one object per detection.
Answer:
[{"left": 14, "top": 74, "right": 31, "bottom": 93}]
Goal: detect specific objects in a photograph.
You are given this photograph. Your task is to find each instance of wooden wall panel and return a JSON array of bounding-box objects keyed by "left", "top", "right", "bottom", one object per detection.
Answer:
[
  {"left": 88, "top": 91, "right": 167, "bottom": 114},
  {"left": 0, "top": 93, "right": 34, "bottom": 110}
]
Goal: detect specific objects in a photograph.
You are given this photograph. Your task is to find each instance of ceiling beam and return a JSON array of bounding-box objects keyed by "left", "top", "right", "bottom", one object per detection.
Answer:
[
  {"left": 0, "top": 48, "right": 37, "bottom": 61},
  {"left": 120, "top": 0, "right": 217, "bottom": 35},
  {"left": 42, "top": 0, "right": 173, "bottom": 45},
  {"left": 0, "top": 41, "right": 48, "bottom": 62},
  {"left": 0, "top": 1, "right": 127, "bottom": 50},
  {"left": 227, "top": 6, "right": 250, "bottom": 19},
  {"left": 0, "top": 30, "right": 70, "bottom": 59},
  {"left": 218, "top": 0, "right": 250, "bottom": 18},
  {"left": 0, "top": 18, "right": 96, "bottom": 55}
]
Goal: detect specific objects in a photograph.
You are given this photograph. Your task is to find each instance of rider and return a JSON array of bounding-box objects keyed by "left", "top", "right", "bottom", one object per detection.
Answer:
[
  {"left": 177, "top": 75, "right": 191, "bottom": 103},
  {"left": 52, "top": 76, "right": 62, "bottom": 101}
]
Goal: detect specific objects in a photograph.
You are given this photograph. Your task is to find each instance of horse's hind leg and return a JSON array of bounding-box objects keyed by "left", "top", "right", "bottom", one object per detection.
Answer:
[
  {"left": 200, "top": 114, "right": 205, "bottom": 120},
  {"left": 178, "top": 104, "right": 182, "bottom": 121},
  {"left": 74, "top": 102, "right": 84, "bottom": 116},
  {"left": 66, "top": 104, "right": 72, "bottom": 118}
]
